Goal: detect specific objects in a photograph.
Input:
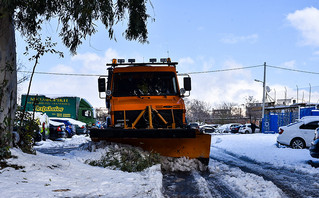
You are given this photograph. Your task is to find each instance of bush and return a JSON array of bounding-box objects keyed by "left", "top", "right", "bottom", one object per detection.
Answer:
[
  {"left": 86, "top": 144, "right": 160, "bottom": 172},
  {"left": 14, "top": 109, "right": 38, "bottom": 154},
  {"left": 0, "top": 126, "right": 12, "bottom": 160}
]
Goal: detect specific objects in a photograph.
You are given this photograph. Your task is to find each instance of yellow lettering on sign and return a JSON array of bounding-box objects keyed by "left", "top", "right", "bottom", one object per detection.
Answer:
[{"left": 35, "top": 106, "right": 64, "bottom": 112}]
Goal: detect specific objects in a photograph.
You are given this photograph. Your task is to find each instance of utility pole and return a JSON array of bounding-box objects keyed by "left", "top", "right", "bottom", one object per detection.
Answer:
[
  {"left": 309, "top": 83, "right": 311, "bottom": 104},
  {"left": 285, "top": 87, "right": 287, "bottom": 104},
  {"left": 296, "top": 85, "right": 298, "bottom": 103},
  {"left": 262, "top": 62, "right": 266, "bottom": 119}
]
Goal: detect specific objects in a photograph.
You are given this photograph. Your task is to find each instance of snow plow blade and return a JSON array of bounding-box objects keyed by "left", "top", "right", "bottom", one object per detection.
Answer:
[{"left": 90, "top": 128, "right": 211, "bottom": 163}]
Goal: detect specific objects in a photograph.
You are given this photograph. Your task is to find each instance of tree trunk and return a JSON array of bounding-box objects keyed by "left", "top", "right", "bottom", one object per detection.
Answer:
[{"left": 0, "top": 8, "right": 17, "bottom": 148}]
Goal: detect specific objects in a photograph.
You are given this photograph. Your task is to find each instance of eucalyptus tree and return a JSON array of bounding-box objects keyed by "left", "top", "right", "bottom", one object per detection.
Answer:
[{"left": 0, "top": 0, "right": 150, "bottom": 153}]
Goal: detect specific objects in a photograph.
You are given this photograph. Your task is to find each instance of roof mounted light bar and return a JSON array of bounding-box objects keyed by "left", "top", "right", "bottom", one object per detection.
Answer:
[
  {"left": 128, "top": 59, "right": 135, "bottom": 63},
  {"left": 149, "top": 58, "right": 157, "bottom": 63},
  {"left": 107, "top": 58, "right": 178, "bottom": 67},
  {"left": 118, "top": 59, "right": 125, "bottom": 64}
]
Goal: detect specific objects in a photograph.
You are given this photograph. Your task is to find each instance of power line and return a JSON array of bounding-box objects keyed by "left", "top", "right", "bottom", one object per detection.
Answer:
[
  {"left": 267, "top": 65, "right": 319, "bottom": 75},
  {"left": 18, "top": 70, "right": 102, "bottom": 77},
  {"left": 178, "top": 65, "right": 263, "bottom": 75}
]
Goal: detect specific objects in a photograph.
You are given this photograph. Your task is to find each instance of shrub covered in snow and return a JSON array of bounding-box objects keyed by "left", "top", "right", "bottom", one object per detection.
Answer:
[{"left": 85, "top": 142, "right": 161, "bottom": 172}]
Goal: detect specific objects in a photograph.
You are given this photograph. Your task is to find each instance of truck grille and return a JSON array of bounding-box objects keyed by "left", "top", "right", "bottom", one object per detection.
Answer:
[{"left": 114, "top": 109, "right": 184, "bottom": 129}]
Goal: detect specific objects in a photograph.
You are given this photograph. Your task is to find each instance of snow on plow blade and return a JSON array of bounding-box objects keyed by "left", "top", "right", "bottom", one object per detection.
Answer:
[{"left": 90, "top": 128, "right": 211, "bottom": 163}]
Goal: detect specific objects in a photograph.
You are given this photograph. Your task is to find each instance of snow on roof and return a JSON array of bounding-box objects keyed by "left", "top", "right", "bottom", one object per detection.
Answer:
[
  {"left": 300, "top": 116, "right": 319, "bottom": 124},
  {"left": 49, "top": 117, "right": 86, "bottom": 126},
  {"left": 49, "top": 120, "right": 65, "bottom": 127}
]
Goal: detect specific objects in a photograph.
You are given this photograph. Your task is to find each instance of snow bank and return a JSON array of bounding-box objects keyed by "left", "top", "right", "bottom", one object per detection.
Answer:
[
  {"left": 1, "top": 136, "right": 163, "bottom": 198},
  {"left": 34, "top": 134, "right": 91, "bottom": 148}
]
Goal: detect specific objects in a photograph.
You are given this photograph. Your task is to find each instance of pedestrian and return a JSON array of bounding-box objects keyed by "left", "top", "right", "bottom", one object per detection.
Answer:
[
  {"left": 251, "top": 121, "right": 256, "bottom": 133},
  {"left": 42, "top": 122, "right": 46, "bottom": 141}
]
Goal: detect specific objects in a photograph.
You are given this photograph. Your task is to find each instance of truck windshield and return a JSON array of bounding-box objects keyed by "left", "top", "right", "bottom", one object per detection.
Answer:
[{"left": 112, "top": 72, "right": 178, "bottom": 97}]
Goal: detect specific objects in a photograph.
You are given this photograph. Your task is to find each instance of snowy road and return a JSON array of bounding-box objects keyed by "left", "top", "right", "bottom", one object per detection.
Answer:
[
  {"left": 161, "top": 146, "right": 319, "bottom": 198},
  {"left": 161, "top": 134, "right": 319, "bottom": 198},
  {"left": 162, "top": 170, "right": 241, "bottom": 198},
  {"left": 22, "top": 134, "right": 319, "bottom": 197},
  {"left": 210, "top": 146, "right": 318, "bottom": 198}
]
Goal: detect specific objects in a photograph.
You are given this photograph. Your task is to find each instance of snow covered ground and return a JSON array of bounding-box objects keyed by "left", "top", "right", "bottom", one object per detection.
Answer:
[
  {"left": 209, "top": 133, "right": 319, "bottom": 198},
  {"left": 1, "top": 136, "right": 162, "bottom": 198},
  {"left": 210, "top": 133, "right": 318, "bottom": 174},
  {"left": 1, "top": 133, "right": 318, "bottom": 197}
]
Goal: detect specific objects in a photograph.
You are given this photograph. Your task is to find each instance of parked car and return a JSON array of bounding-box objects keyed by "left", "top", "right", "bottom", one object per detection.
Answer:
[
  {"left": 50, "top": 117, "right": 87, "bottom": 135},
  {"left": 13, "top": 119, "right": 42, "bottom": 143},
  {"left": 73, "top": 120, "right": 87, "bottom": 134},
  {"left": 216, "top": 123, "right": 241, "bottom": 133},
  {"left": 310, "top": 127, "right": 319, "bottom": 158},
  {"left": 49, "top": 120, "right": 66, "bottom": 140},
  {"left": 50, "top": 118, "right": 76, "bottom": 138},
  {"left": 238, "top": 123, "right": 260, "bottom": 134},
  {"left": 277, "top": 116, "right": 319, "bottom": 149},
  {"left": 200, "top": 124, "right": 216, "bottom": 133},
  {"left": 188, "top": 122, "right": 200, "bottom": 130},
  {"left": 230, "top": 124, "right": 242, "bottom": 133}
]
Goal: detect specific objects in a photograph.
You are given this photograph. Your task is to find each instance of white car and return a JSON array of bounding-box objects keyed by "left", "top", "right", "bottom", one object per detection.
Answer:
[
  {"left": 216, "top": 123, "right": 241, "bottom": 133},
  {"left": 277, "top": 116, "right": 319, "bottom": 149},
  {"left": 238, "top": 123, "right": 260, "bottom": 134}
]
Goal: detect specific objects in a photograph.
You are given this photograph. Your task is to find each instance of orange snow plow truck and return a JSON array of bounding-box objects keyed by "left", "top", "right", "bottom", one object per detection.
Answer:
[{"left": 90, "top": 58, "right": 211, "bottom": 164}]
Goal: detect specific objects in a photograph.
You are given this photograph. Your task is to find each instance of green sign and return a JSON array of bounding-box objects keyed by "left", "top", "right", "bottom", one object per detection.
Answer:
[{"left": 21, "top": 95, "right": 78, "bottom": 119}]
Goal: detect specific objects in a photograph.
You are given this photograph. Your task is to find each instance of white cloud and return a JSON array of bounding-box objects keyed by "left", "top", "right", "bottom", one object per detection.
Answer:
[
  {"left": 178, "top": 57, "right": 195, "bottom": 73},
  {"left": 71, "top": 48, "right": 120, "bottom": 73},
  {"left": 188, "top": 60, "right": 260, "bottom": 106},
  {"left": 179, "top": 57, "right": 195, "bottom": 65},
  {"left": 287, "top": 7, "right": 319, "bottom": 46},
  {"left": 281, "top": 60, "right": 296, "bottom": 69},
  {"left": 221, "top": 34, "right": 259, "bottom": 44},
  {"left": 50, "top": 64, "right": 75, "bottom": 73}
]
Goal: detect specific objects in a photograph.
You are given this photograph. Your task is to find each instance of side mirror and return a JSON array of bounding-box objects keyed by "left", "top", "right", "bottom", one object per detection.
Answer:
[
  {"left": 184, "top": 77, "right": 191, "bottom": 91},
  {"left": 98, "top": 78, "right": 106, "bottom": 92}
]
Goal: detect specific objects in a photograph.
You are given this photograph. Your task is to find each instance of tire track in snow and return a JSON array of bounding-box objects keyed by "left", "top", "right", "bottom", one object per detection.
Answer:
[
  {"left": 198, "top": 171, "right": 241, "bottom": 198},
  {"left": 211, "top": 146, "right": 319, "bottom": 198},
  {"left": 162, "top": 170, "right": 240, "bottom": 197},
  {"left": 162, "top": 171, "right": 201, "bottom": 197}
]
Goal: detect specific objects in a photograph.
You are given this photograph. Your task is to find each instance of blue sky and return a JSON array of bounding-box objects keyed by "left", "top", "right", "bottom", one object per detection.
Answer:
[{"left": 17, "top": 0, "right": 319, "bottom": 108}]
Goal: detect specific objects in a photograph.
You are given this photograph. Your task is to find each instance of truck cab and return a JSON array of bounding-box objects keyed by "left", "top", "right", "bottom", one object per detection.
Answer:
[{"left": 98, "top": 58, "right": 191, "bottom": 130}]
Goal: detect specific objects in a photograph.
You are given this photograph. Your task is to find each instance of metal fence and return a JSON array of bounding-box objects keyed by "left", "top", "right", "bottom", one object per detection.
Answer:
[{"left": 262, "top": 112, "right": 298, "bottom": 133}]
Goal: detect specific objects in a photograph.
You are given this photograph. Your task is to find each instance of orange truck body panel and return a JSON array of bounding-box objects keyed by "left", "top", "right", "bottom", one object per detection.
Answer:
[{"left": 91, "top": 60, "right": 211, "bottom": 162}]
